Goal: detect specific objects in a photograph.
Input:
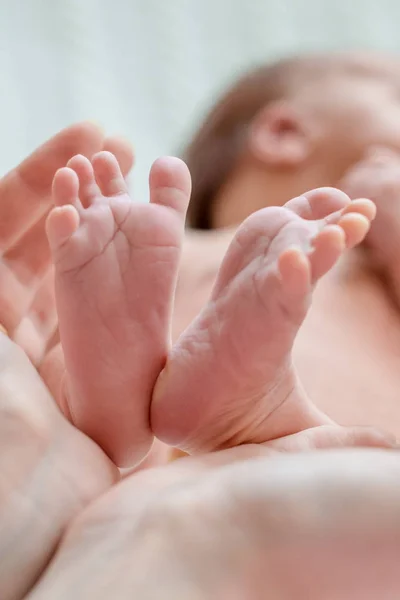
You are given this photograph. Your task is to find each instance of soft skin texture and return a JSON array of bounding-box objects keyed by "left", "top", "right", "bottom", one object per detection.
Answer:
[
  {"left": 27, "top": 447, "right": 400, "bottom": 600},
  {"left": 47, "top": 152, "right": 190, "bottom": 466},
  {"left": 174, "top": 51, "right": 400, "bottom": 442},
  {"left": 153, "top": 189, "right": 374, "bottom": 453},
  {"left": 0, "top": 121, "right": 134, "bottom": 399},
  {"left": 1, "top": 331, "right": 393, "bottom": 600}
]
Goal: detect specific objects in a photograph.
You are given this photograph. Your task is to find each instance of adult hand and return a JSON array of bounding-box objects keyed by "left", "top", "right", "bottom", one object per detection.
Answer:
[
  {"left": 0, "top": 333, "right": 117, "bottom": 600},
  {"left": 28, "top": 445, "right": 400, "bottom": 599},
  {"left": 0, "top": 122, "right": 134, "bottom": 401},
  {"left": 0, "top": 329, "right": 395, "bottom": 600}
]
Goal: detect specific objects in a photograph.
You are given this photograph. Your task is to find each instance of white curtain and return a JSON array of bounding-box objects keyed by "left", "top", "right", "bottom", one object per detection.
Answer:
[{"left": 1, "top": 0, "right": 400, "bottom": 197}]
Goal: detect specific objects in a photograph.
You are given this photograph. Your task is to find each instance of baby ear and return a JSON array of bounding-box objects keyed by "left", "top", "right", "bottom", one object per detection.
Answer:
[{"left": 248, "top": 102, "right": 312, "bottom": 169}]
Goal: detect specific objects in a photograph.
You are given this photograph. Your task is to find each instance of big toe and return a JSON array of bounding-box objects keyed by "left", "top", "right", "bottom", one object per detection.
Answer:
[{"left": 149, "top": 157, "right": 191, "bottom": 216}]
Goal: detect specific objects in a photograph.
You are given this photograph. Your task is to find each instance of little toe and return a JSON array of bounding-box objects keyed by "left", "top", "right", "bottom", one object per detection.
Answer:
[
  {"left": 337, "top": 213, "right": 371, "bottom": 248},
  {"left": 92, "top": 150, "right": 128, "bottom": 197},
  {"left": 149, "top": 156, "right": 191, "bottom": 217},
  {"left": 52, "top": 167, "right": 81, "bottom": 208},
  {"left": 310, "top": 224, "right": 346, "bottom": 281},
  {"left": 285, "top": 187, "right": 351, "bottom": 221},
  {"left": 67, "top": 154, "right": 100, "bottom": 208}
]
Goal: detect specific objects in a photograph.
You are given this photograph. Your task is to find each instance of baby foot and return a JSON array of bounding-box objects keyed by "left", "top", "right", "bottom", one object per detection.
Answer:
[
  {"left": 46, "top": 152, "right": 190, "bottom": 466},
  {"left": 152, "top": 188, "right": 375, "bottom": 453}
]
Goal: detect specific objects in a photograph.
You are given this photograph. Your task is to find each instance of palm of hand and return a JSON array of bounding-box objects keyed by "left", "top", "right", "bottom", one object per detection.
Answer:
[{"left": 29, "top": 446, "right": 400, "bottom": 599}]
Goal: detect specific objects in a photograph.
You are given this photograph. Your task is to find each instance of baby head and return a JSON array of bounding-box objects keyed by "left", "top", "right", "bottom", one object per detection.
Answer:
[{"left": 185, "top": 51, "right": 400, "bottom": 229}]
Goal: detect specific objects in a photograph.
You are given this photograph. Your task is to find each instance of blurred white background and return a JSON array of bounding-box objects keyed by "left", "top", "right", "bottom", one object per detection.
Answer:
[{"left": 1, "top": 0, "right": 400, "bottom": 197}]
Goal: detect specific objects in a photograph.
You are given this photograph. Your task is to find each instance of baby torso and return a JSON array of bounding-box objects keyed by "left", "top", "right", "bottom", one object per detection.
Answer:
[{"left": 294, "top": 264, "right": 400, "bottom": 437}]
